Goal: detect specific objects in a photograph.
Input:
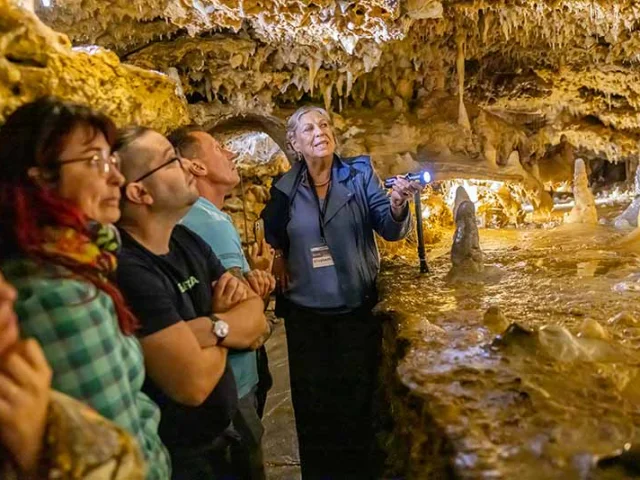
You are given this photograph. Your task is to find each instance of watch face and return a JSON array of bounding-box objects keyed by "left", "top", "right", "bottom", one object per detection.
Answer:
[{"left": 214, "top": 320, "right": 229, "bottom": 338}]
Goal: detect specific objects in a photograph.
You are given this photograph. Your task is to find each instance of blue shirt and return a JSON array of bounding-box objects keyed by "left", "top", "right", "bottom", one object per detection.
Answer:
[
  {"left": 181, "top": 197, "right": 257, "bottom": 399},
  {"left": 286, "top": 176, "right": 347, "bottom": 309}
]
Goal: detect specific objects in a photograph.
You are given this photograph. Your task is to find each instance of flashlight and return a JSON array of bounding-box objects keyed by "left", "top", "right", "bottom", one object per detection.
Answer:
[{"left": 384, "top": 171, "right": 432, "bottom": 188}]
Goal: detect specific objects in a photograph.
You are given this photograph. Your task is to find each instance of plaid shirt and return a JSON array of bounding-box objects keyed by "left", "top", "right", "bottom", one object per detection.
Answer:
[{"left": 3, "top": 260, "right": 170, "bottom": 480}]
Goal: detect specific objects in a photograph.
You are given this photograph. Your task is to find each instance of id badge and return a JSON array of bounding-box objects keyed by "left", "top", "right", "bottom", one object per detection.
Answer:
[{"left": 311, "top": 245, "right": 335, "bottom": 268}]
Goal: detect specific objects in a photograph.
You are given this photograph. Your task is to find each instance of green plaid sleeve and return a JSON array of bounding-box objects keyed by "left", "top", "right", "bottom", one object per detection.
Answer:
[
  {"left": 3, "top": 261, "right": 170, "bottom": 480},
  {"left": 14, "top": 276, "right": 145, "bottom": 438}
]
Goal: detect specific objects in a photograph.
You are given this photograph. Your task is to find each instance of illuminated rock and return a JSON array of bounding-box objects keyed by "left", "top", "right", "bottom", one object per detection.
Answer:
[
  {"left": 614, "top": 163, "right": 640, "bottom": 229},
  {"left": 565, "top": 158, "right": 598, "bottom": 225},
  {"left": 483, "top": 305, "right": 509, "bottom": 334},
  {"left": 448, "top": 187, "right": 483, "bottom": 277},
  {"left": 0, "top": 0, "right": 188, "bottom": 132},
  {"left": 578, "top": 318, "right": 609, "bottom": 340}
]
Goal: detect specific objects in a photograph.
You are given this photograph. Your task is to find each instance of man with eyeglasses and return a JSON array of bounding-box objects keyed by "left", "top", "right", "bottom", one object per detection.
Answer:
[{"left": 112, "top": 126, "right": 269, "bottom": 479}]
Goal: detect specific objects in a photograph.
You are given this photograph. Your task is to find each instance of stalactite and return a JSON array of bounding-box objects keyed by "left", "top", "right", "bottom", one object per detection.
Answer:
[
  {"left": 308, "top": 56, "right": 321, "bottom": 96},
  {"left": 205, "top": 75, "right": 213, "bottom": 102},
  {"left": 456, "top": 33, "right": 471, "bottom": 131},
  {"left": 346, "top": 70, "right": 354, "bottom": 99},
  {"left": 324, "top": 83, "right": 333, "bottom": 112},
  {"left": 336, "top": 74, "right": 344, "bottom": 97},
  {"left": 29, "top": 0, "right": 640, "bottom": 167}
]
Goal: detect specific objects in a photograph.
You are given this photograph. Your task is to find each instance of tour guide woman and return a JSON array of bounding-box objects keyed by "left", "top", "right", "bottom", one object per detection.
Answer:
[
  {"left": 0, "top": 98, "right": 170, "bottom": 479},
  {"left": 261, "top": 105, "right": 422, "bottom": 478}
]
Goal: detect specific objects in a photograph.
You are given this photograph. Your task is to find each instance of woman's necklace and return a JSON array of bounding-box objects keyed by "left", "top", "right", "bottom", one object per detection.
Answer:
[{"left": 314, "top": 177, "right": 331, "bottom": 187}]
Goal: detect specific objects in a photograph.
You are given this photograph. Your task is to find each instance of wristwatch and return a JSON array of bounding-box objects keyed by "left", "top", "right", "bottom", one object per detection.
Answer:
[{"left": 211, "top": 316, "right": 230, "bottom": 343}]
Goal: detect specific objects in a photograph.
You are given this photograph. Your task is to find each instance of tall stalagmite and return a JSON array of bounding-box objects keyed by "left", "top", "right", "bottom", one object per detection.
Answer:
[{"left": 566, "top": 158, "right": 598, "bottom": 225}]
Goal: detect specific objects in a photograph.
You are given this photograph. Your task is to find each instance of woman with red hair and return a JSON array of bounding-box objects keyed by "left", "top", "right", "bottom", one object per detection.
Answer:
[{"left": 0, "top": 97, "right": 170, "bottom": 479}]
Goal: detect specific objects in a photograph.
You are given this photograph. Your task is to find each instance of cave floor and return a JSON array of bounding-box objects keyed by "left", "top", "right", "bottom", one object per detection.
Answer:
[
  {"left": 262, "top": 321, "right": 301, "bottom": 480},
  {"left": 378, "top": 217, "right": 640, "bottom": 479}
]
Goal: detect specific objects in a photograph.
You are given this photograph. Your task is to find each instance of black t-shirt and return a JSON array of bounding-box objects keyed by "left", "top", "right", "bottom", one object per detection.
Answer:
[{"left": 117, "top": 224, "right": 237, "bottom": 449}]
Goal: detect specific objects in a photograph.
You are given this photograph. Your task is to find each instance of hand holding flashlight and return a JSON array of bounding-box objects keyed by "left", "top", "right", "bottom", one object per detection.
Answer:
[
  {"left": 390, "top": 176, "right": 424, "bottom": 216},
  {"left": 384, "top": 171, "right": 432, "bottom": 188}
]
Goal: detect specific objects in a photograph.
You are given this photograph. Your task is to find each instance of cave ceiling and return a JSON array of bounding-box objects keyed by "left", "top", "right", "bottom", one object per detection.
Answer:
[{"left": 38, "top": 1, "right": 640, "bottom": 165}]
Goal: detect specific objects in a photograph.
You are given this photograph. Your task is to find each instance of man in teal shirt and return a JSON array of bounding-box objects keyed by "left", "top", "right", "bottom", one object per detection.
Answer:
[{"left": 171, "top": 127, "right": 275, "bottom": 480}]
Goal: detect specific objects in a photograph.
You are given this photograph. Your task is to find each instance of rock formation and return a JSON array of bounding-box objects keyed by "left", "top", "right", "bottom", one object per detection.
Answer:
[
  {"left": 614, "top": 163, "right": 640, "bottom": 229},
  {"left": 452, "top": 183, "right": 472, "bottom": 219},
  {"left": 0, "top": 0, "right": 188, "bottom": 131},
  {"left": 448, "top": 186, "right": 483, "bottom": 278},
  {"left": 496, "top": 323, "right": 631, "bottom": 363},
  {"left": 483, "top": 305, "right": 509, "bottom": 334},
  {"left": 22, "top": 0, "right": 640, "bottom": 190},
  {"left": 578, "top": 318, "right": 609, "bottom": 340},
  {"left": 565, "top": 158, "right": 598, "bottom": 225},
  {"left": 5, "top": 1, "right": 640, "bottom": 220}
]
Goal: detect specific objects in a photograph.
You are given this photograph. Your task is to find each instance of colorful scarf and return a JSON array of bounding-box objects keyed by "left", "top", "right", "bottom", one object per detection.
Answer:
[{"left": 37, "top": 222, "right": 121, "bottom": 280}]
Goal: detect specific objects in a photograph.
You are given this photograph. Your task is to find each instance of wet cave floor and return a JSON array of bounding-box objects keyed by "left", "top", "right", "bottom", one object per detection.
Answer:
[{"left": 377, "top": 206, "right": 640, "bottom": 479}]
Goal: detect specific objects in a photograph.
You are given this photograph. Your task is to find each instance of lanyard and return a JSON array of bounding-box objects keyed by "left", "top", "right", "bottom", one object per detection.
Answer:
[{"left": 308, "top": 172, "right": 332, "bottom": 243}]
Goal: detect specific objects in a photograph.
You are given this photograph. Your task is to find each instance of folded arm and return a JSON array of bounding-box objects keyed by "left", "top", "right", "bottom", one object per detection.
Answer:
[
  {"left": 212, "top": 295, "right": 268, "bottom": 350},
  {"left": 117, "top": 261, "right": 228, "bottom": 407},
  {"left": 140, "top": 321, "right": 227, "bottom": 406},
  {"left": 209, "top": 270, "right": 269, "bottom": 350}
]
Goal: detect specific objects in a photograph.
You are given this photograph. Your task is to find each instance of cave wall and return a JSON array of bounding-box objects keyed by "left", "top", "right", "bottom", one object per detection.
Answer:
[{"left": 0, "top": 0, "right": 189, "bottom": 132}]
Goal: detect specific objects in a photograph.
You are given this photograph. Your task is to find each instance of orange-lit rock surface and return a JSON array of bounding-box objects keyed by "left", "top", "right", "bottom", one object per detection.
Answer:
[{"left": 1, "top": 0, "right": 189, "bottom": 131}]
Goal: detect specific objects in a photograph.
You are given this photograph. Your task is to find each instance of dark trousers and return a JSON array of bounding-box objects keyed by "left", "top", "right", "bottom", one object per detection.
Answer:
[
  {"left": 285, "top": 305, "right": 382, "bottom": 480},
  {"left": 170, "top": 429, "right": 238, "bottom": 480},
  {"left": 230, "top": 389, "right": 266, "bottom": 480},
  {"left": 255, "top": 345, "right": 272, "bottom": 418}
]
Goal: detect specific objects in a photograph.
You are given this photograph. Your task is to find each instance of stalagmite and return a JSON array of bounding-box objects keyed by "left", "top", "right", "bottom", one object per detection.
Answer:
[
  {"left": 456, "top": 34, "right": 471, "bottom": 131},
  {"left": 565, "top": 158, "right": 598, "bottom": 224},
  {"left": 453, "top": 183, "right": 472, "bottom": 219},
  {"left": 614, "top": 163, "right": 640, "bottom": 229},
  {"left": 448, "top": 187, "right": 483, "bottom": 277}
]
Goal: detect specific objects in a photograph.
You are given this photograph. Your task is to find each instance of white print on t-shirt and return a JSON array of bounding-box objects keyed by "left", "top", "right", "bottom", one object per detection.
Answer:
[{"left": 177, "top": 275, "right": 200, "bottom": 293}]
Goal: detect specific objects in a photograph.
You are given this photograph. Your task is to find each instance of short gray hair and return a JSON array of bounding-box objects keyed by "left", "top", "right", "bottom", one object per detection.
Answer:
[{"left": 286, "top": 106, "right": 337, "bottom": 159}]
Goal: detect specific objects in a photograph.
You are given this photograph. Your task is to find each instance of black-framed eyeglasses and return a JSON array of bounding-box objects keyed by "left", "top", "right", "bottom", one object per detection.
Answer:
[
  {"left": 59, "top": 151, "right": 121, "bottom": 176},
  {"left": 131, "top": 156, "right": 183, "bottom": 183}
]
